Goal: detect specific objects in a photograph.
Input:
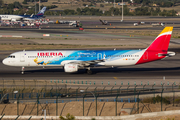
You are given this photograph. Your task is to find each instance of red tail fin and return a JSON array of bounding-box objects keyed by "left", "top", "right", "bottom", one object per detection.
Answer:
[
  {"left": 136, "top": 27, "right": 173, "bottom": 65},
  {"left": 146, "top": 27, "right": 173, "bottom": 51}
]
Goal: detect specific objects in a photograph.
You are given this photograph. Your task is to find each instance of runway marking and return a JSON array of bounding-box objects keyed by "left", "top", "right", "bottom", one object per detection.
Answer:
[
  {"left": 114, "top": 77, "right": 118, "bottom": 80},
  {"left": 68, "top": 31, "right": 141, "bottom": 38}
]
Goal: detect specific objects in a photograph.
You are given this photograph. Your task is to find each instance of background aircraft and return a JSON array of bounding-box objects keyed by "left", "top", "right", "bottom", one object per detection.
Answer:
[{"left": 0, "top": 7, "right": 46, "bottom": 21}]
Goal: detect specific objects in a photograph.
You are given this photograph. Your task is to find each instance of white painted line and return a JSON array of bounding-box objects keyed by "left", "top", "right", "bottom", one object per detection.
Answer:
[
  {"left": 0, "top": 35, "right": 23, "bottom": 38},
  {"left": 12, "top": 36, "right": 23, "bottom": 38},
  {"left": 43, "top": 34, "right": 50, "bottom": 36}
]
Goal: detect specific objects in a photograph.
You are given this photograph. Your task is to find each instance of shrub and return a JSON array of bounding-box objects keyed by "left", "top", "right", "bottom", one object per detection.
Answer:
[
  {"left": 59, "top": 113, "right": 75, "bottom": 120},
  {"left": 100, "top": 4, "right": 104, "bottom": 7},
  {"left": 175, "top": 98, "right": 180, "bottom": 103},
  {"left": 142, "top": 95, "right": 170, "bottom": 105}
]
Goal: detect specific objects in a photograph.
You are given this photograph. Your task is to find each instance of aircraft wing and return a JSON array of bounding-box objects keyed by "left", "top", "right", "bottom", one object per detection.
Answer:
[
  {"left": 68, "top": 59, "right": 105, "bottom": 67},
  {"left": 30, "top": 14, "right": 34, "bottom": 18}
]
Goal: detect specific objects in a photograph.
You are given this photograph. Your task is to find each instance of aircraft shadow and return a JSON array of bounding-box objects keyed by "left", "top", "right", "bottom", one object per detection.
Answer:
[{"left": 24, "top": 67, "right": 180, "bottom": 75}]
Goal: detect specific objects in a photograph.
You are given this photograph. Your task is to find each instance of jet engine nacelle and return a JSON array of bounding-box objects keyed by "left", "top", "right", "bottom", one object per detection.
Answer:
[
  {"left": 158, "top": 51, "right": 176, "bottom": 57},
  {"left": 167, "top": 51, "right": 176, "bottom": 57},
  {"left": 64, "top": 64, "right": 78, "bottom": 73},
  {"left": 11, "top": 18, "right": 17, "bottom": 22}
]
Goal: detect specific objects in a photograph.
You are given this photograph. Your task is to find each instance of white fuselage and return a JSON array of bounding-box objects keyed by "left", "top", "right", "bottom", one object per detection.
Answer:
[
  {"left": 0, "top": 15, "right": 23, "bottom": 21},
  {"left": 2, "top": 50, "right": 146, "bottom": 67}
]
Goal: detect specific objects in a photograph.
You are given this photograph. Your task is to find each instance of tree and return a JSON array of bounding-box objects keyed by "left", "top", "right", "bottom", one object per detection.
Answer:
[
  {"left": 18, "top": 9, "right": 25, "bottom": 15},
  {"left": 160, "top": 1, "right": 173, "bottom": 7},
  {"left": 150, "top": 7, "right": 154, "bottom": 16},
  {"left": 0, "top": 0, "right": 3, "bottom": 6},
  {"left": 44, "top": 11, "right": 53, "bottom": 15},
  {"left": 135, "top": 7, "right": 150, "bottom": 15},
  {"left": 109, "top": 7, "right": 120, "bottom": 16},
  {"left": 23, "top": 0, "right": 27, "bottom": 4},
  {"left": 134, "top": 0, "right": 143, "bottom": 4},
  {"left": 100, "top": 4, "right": 104, "bottom": 7},
  {"left": 59, "top": 113, "right": 75, "bottom": 120},
  {"left": 76, "top": 8, "right": 81, "bottom": 15},
  {"left": 26, "top": 9, "right": 34, "bottom": 15},
  {"left": 160, "top": 9, "right": 167, "bottom": 16},
  {"left": 142, "top": 0, "right": 151, "bottom": 6},
  {"left": 14, "top": 2, "right": 23, "bottom": 9},
  {"left": 155, "top": 7, "right": 161, "bottom": 13},
  {"left": 7, "top": 4, "right": 15, "bottom": 9},
  {"left": 123, "top": 5, "right": 130, "bottom": 15},
  {"left": 13, "top": 10, "right": 20, "bottom": 15},
  {"left": 104, "top": 10, "right": 111, "bottom": 16}
]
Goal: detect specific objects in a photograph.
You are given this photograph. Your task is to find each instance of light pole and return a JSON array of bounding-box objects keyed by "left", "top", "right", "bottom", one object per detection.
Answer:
[
  {"left": 80, "top": 90, "right": 96, "bottom": 116},
  {"left": 0, "top": 91, "right": 18, "bottom": 103},
  {"left": 0, "top": 93, "right": 9, "bottom": 103},
  {"left": 39, "top": 0, "right": 40, "bottom": 12},
  {"left": 13, "top": 91, "right": 19, "bottom": 115},
  {"left": 114, "top": 0, "right": 115, "bottom": 8},
  {"left": 14, "top": 91, "right": 18, "bottom": 94},
  {"left": 35, "top": 0, "right": 36, "bottom": 15},
  {"left": 42, "top": 109, "right": 46, "bottom": 120},
  {"left": 121, "top": 0, "right": 124, "bottom": 22}
]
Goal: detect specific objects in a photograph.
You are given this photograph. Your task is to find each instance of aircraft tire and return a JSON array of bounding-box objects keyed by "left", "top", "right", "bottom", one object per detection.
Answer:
[{"left": 87, "top": 70, "right": 92, "bottom": 75}]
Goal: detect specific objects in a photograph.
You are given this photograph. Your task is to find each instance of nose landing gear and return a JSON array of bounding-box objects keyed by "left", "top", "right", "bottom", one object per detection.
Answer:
[
  {"left": 21, "top": 66, "right": 25, "bottom": 74},
  {"left": 86, "top": 67, "right": 92, "bottom": 75}
]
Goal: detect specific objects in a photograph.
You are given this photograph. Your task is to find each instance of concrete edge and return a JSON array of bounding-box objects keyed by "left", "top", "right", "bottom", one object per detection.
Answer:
[{"left": 1, "top": 110, "right": 180, "bottom": 120}]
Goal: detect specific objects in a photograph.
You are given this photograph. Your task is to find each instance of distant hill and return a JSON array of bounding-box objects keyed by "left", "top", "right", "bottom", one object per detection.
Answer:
[{"left": 2, "top": 0, "right": 180, "bottom": 14}]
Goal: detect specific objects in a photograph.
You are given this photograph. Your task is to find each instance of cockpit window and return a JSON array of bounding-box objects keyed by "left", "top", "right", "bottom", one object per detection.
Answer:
[{"left": 8, "top": 55, "right": 15, "bottom": 58}]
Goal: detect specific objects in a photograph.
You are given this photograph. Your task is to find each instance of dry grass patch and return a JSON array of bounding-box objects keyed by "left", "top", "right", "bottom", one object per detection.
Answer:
[{"left": 4, "top": 0, "right": 24, "bottom": 4}]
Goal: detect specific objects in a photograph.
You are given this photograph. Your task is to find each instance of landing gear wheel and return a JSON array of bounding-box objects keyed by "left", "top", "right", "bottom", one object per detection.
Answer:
[
  {"left": 21, "top": 66, "right": 25, "bottom": 75},
  {"left": 87, "top": 70, "right": 92, "bottom": 75}
]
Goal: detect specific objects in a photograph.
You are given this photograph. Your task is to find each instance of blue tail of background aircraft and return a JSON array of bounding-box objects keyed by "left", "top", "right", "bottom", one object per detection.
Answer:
[{"left": 36, "top": 7, "right": 46, "bottom": 17}]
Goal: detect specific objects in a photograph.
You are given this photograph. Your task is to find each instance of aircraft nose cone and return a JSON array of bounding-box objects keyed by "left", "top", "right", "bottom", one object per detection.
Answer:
[{"left": 2, "top": 59, "right": 8, "bottom": 65}]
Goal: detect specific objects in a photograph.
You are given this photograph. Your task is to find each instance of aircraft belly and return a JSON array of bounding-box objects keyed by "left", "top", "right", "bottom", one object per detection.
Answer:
[
  {"left": 104, "top": 57, "right": 142, "bottom": 66},
  {"left": 13, "top": 62, "right": 26, "bottom": 66},
  {"left": 105, "top": 59, "right": 136, "bottom": 66}
]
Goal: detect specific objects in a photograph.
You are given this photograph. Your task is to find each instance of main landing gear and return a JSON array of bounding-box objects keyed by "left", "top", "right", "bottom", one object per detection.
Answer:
[
  {"left": 86, "top": 67, "right": 92, "bottom": 75},
  {"left": 21, "top": 66, "right": 25, "bottom": 74}
]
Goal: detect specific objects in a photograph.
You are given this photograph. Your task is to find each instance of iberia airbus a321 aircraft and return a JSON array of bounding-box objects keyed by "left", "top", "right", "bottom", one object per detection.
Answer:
[{"left": 2, "top": 27, "right": 175, "bottom": 74}]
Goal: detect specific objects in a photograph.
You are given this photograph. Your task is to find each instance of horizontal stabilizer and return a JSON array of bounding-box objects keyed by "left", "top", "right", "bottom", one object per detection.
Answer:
[{"left": 158, "top": 51, "right": 176, "bottom": 57}]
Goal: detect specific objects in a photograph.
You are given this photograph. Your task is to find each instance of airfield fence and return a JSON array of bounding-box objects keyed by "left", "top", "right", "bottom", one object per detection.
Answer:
[
  {"left": 0, "top": 79, "right": 178, "bottom": 89},
  {"left": 0, "top": 79, "right": 180, "bottom": 117}
]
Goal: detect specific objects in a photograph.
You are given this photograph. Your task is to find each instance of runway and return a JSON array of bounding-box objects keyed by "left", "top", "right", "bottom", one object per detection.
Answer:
[
  {"left": 2, "top": 26, "right": 180, "bottom": 30},
  {"left": 0, "top": 17, "right": 180, "bottom": 85}
]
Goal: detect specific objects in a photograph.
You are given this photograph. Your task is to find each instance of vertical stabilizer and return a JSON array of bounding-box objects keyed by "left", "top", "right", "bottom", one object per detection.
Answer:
[
  {"left": 136, "top": 27, "right": 173, "bottom": 65},
  {"left": 147, "top": 27, "right": 173, "bottom": 51},
  {"left": 36, "top": 7, "right": 46, "bottom": 16}
]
